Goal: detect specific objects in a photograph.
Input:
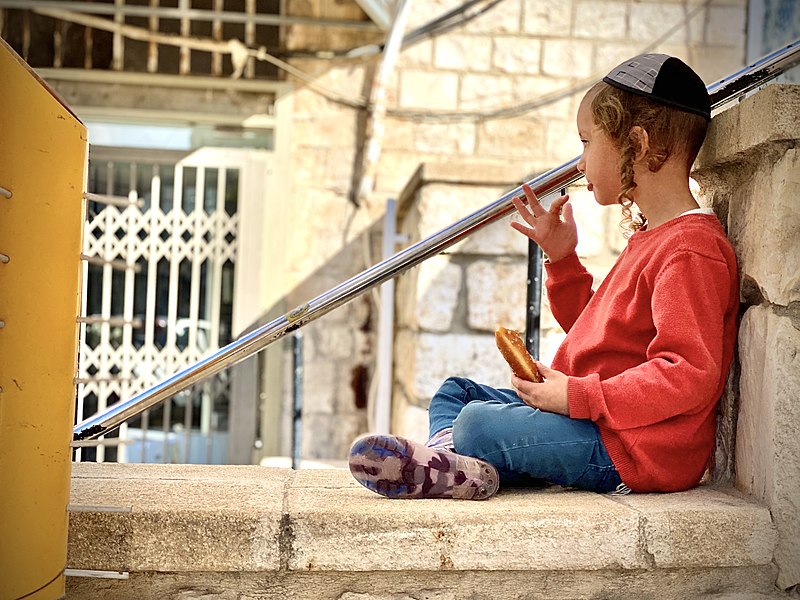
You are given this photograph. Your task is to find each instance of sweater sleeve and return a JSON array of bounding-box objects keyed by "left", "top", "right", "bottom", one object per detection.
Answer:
[
  {"left": 568, "top": 250, "right": 732, "bottom": 430},
  {"left": 544, "top": 252, "right": 595, "bottom": 332}
]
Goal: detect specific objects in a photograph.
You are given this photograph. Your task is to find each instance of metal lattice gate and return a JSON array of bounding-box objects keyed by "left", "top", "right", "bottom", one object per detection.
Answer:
[{"left": 77, "top": 147, "right": 243, "bottom": 464}]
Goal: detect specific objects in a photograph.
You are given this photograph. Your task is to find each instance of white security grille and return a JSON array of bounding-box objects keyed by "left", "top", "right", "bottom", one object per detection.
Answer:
[{"left": 77, "top": 148, "right": 240, "bottom": 464}]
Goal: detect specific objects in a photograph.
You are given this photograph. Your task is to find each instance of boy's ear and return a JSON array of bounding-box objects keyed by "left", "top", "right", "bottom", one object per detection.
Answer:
[{"left": 629, "top": 126, "right": 650, "bottom": 162}]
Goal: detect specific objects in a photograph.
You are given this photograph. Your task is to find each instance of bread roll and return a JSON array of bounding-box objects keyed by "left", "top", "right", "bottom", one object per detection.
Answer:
[{"left": 495, "top": 327, "right": 543, "bottom": 383}]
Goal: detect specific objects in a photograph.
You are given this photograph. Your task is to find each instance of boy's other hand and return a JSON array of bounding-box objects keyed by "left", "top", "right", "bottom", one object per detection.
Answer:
[
  {"left": 510, "top": 184, "right": 577, "bottom": 263},
  {"left": 512, "top": 362, "right": 570, "bottom": 416}
]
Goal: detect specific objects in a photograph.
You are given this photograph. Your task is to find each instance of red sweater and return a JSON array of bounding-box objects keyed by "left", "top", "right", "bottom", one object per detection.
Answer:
[{"left": 545, "top": 214, "right": 739, "bottom": 492}]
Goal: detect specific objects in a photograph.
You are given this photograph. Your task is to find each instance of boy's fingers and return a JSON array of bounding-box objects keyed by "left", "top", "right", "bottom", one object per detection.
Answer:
[
  {"left": 512, "top": 195, "right": 539, "bottom": 227},
  {"left": 534, "top": 361, "right": 552, "bottom": 377},
  {"left": 550, "top": 194, "right": 570, "bottom": 213},
  {"left": 510, "top": 221, "right": 534, "bottom": 241},
  {"left": 522, "top": 184, "right": 547, "bottom": 217},
  {"left": 562, "top": 201, "right": 575, "bottom": 226}
]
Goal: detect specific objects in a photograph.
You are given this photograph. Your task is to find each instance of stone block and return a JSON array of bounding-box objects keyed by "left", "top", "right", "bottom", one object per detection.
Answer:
[
  {"left": 395, "top": 330, "right": 511, "bottom": 403},
  {"left": 466, "top": 260, "right": 529, "bottom": 332},
  {"left": 571, "top": 189, "right": 620, "bottom": 259},
  {"left": 67, "top": 465, "right": 782, "bottom": 598},
  {"left": 399, "top": 70, "right": 459, "bottom": 110},
  {"left": 434, "top": 35, "right": 491, "bottom": 71},
  {"left": 381, "top": 119, "right": 415, "bottom": 151},
  {"left": 593, "top": 42, "right": 653, "bottom": 73},
  {"left": 64, "top": 565, "right": 781, "bottom": 599},
  {"left": 395, "top": 263, "right": 421, "bottom": 331},
  {"left": 629, "top": 3, "right": 693, "bottom": 43},
  {"left": 698, "top": 85, "right": 800, "bottom": 170},
  {"left": 460, "top": 73, "right": 515, "bottom": 110},
  {"left": 611, "top": 486, "right": 776, "bottom": 569},
  {"left": 302, "top": 412, "right": 366, "bottom": 460},
  {"left": 304, "top": 317, "right": 356, "bottom": 361},
  {"left": 416, "top": 183, "right": 509, "bottom": 240},
  {"left": 391, "top": 391, "right": 431, "bottom": 443},
  {"left": 539, "top": 328, "right": 566, "bottom": 366},
  {"left": 68, "top": 463, "right": 288, "bottom": 572},
  {"left": 522, "top": 0, "right": 572, "bottom": 35},
  {"left": 463, "top": 0, "right": 522, "bottom": 34},
  {"left": 458, "top": 213, "right": 529, "bottom": 256},
  {"left": 476, "top": 116, "right": 546, "bottom": 157},
  {"left": 293, "top": 107, "right": 357, "bottom": 147},
  {"left": 736, "top": 305, "right": 800, "bottom": 589},
  {"left": 413, "top": 121, "right": 476, "bottom": 155},
  {"left": 687, "top": 44, "right": 746, "bottom": 85},
  {"left": 415, "top": 256, "right": 463, "bottom": 332},
  {"left": 727, "top": 149, "right": 800, "bottom": 306},
  {"left": 544, "top": 118, "right": 584, "bottom": 163},
  {"left": 513, "top": 75, "right": 579, "bottom": 120},
  {"left": 574, "top": 2, "right": 628, "bottom": 40},
  {"left": 406, "top": 0, "right": 453, "bottom": 29},
  {"left": 301, "top": 359, "right": 338, "bottom": 415},
  {"left": 287, "top": 476, "right": 644, "bottom": 572},
  {"left": 542, "top": 39, "right": 594, "bottom": 78},
  {"left": 695, "top": 5, "right": 747, "bottom": 46},
  {"left": 492, "top": 36, "right": 542, "bottom": 74},
  {"left": 375, "top": 150, "right": 435, "bottom": 194},
  {"left": 397, "top": 38, "right": 434, "bottom": 68}
]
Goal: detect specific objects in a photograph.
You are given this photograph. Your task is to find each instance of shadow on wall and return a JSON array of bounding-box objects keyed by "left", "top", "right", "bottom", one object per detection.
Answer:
[{"left": 242, "top": 210, "right": 386, "bottom": 461}]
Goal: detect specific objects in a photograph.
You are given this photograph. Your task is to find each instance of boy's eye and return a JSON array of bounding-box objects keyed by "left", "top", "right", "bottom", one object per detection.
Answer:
[{"left": 580, "top": 139, "right": 588, "bottom": 146}]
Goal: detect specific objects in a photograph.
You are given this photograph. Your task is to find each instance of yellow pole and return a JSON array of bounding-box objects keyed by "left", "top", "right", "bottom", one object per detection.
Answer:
[{"left": 0, "top": 38, "right": 87, "bottom": 599}]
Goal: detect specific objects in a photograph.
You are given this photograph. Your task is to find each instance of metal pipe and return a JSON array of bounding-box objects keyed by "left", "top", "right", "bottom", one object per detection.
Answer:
[
  {"left": 374, "top": 198, "right": 404, "bottom": 434},
  {"left": 73, "top": 39, "right": 800, "bottom": 443},
  {"left": 708, "top": 40, "right": 800, "bottom": 107},
  {"left": 291, "top": 331, "right": 304, "bottom": 470},
  {"left": 525, "top": 240, "right": 543, "bottom": 360}
]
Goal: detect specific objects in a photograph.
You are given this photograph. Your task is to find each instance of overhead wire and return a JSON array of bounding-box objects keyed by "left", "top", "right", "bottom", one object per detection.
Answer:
[{"left": 297, "top": 0, "right": 505, "bottom": 59}]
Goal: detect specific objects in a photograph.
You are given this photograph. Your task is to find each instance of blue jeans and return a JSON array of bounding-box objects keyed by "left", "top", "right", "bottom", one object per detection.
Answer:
[{"left": 429, "top": 377, "right": 624, "bottom": 493}]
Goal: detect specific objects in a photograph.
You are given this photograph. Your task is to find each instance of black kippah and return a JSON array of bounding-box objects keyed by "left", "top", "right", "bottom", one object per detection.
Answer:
[{"left": 602, "top": 53, "right": 711, "bottom": 120}]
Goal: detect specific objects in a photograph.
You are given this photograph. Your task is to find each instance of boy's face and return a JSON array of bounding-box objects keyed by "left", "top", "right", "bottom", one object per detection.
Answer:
[{"left": 576, "top": 93, "right": 622, "bottom": 207}]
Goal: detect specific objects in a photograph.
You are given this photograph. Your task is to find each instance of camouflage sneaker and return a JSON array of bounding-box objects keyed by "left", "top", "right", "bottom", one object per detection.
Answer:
[{"left": 348, "top": 434, "right": 499, "bottom": 500}]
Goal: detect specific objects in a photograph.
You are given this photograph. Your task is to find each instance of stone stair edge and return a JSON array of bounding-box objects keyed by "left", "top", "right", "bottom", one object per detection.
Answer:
[{"left": 67, "top": 462, "right": 777, "bottom": 575}]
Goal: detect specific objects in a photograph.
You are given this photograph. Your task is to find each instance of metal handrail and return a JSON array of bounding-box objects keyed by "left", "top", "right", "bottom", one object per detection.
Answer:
[{"left": 73, "top": 39, "right": 800, "bottom": 442}]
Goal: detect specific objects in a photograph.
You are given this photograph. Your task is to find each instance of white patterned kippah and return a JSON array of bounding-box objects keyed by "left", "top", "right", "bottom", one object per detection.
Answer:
[{"left": 603, "top": 53, "right": 711, "bottom": 120}]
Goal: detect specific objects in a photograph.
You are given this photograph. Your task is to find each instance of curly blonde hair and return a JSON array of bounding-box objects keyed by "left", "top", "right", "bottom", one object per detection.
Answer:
[{"left": 588, "top": 81, "right": 709, "bottom": 235}]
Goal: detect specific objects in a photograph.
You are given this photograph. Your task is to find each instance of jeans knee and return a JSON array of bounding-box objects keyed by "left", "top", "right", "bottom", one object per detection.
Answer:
[
  {"left": 452, "top": 401, "right": 489, "bottom": 456},
  {"left": 441, "top": 376, "right": 473, "bottom": 392},
  {"left": 430, "top": 377, "right": 472, "bottom": 407}
]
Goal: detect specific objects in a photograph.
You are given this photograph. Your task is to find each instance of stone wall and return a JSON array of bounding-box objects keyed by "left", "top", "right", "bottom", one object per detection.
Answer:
[
  {"left": 280, "top": 0, "right": 747, "bottom": 461},
  {"left": 693, "top": 84, "right": 800, "bottom": 591}
]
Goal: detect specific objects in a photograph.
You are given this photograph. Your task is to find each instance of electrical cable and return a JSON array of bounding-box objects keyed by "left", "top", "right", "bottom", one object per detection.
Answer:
[{"left": 281, "top": 0, "right": 501, "bottom": 59}]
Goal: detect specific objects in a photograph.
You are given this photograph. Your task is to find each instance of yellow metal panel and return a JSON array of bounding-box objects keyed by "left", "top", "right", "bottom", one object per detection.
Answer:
[{"left": 0, "top": 38, "right": 87, "bottom": 600}]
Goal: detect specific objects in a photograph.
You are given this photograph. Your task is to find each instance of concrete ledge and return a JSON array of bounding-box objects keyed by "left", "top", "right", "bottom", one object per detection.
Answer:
[{"left": 67, "top": 463, "right": 780, "bottom": 598}]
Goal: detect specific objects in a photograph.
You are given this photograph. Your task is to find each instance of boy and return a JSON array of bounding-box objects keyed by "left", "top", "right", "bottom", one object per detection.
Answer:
[{"left": 349, "top": 54, "right": 739, "bottom": 499}]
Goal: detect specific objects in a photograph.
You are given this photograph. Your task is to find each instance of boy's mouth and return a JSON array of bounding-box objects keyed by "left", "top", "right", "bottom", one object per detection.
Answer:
[{"left": 587, "top": 182, "right": 594, "bottom": 192}]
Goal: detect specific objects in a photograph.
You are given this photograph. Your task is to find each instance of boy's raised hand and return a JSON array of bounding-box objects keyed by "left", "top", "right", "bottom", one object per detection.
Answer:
[
  {"left": 511, "top": 362, "right": 570, "bottom": 416},
  {"left": 510, "top": 184, "right": 577, "bottom": 263}
]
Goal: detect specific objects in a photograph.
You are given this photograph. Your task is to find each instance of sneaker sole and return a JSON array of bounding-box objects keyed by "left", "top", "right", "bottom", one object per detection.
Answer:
[{"left": 348, "top": 434, "right": 499, "bottom": 500}]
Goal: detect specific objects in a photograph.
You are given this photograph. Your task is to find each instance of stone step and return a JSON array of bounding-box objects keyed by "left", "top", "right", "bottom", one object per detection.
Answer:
[{"left": 66, "top": 463, "right": 781, "bottom": 599}]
